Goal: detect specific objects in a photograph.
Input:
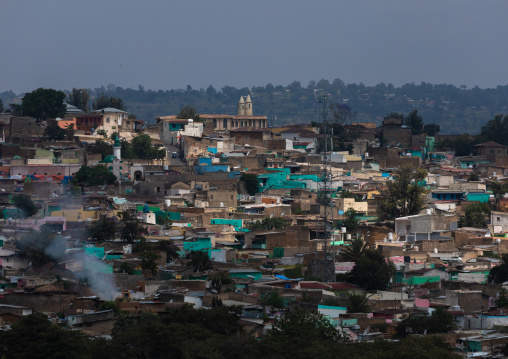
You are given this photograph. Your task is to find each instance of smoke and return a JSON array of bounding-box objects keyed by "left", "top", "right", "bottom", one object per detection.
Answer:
[{"left": 44, "top": 235, "right": 120, "bottom": 301}]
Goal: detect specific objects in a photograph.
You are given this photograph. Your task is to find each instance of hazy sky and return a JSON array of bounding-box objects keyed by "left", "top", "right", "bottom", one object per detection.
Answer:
[{"left": 1, "top": 0, "right": 508, "bottom": 94}]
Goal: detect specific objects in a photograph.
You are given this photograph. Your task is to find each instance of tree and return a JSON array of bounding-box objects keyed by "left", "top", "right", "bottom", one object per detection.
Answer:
[
  {"left": 377, "top": 165, "right": 428, "bottom": 222},
  {"left": 141, "top": 251, "right": 160, "bottom": 275},
  {"left": 176, "top": 105, "right": 201, "bottom": 122},
  {"left": 2, "top": 313, "right": 90, "bottom": 359},
  {"left": 396, "top": 307, "right": 456, "bottom": 337},
  {"left": 404, "top": 109, "right": 424, "bottom": 135},
  {"left": 468, "top": 172, "right": 480, "bottom": 182},
  {"left": 12, "top": 194, "right": 38, "bottom": 217},
  {"left": 329, "top": 103, "right": 356, "bottom": 126},
  {"left": 188, "top": 250, "right": 212, "bottom": 272},
  {"left": 346, "top": 293, "right": 371, "bottom": 313},
  {"left": 74, "top": 165, "right": 117, "bottom": 187},
  {"left": 241, "top": 173, "right": 259, "bottom": 195},
  {"left": 119, "top": 211, "right": 147, "bottom": 244},
  {"left": 22, "top": 88, "right": 66, "bottom": 120},
  {"left": 262, "top": 290, "right": 285, "bottom": 309},
  {"left": 67, "top": 88, "right": 90, "bottom": 113},
  {"left": 479, "top": 114, "right": 508, "bottom": 146},
  {"left": 423, "top": 123, "right": 440, "bottom": 136},
  {"left": 100, "top": 301, "right": 120, "bottom": 314},
  {"left": 268, "top": 310, "right": 349, "bottom": 343},
  {"left": 210, "top": 271, "right": 234, "bottom": 292},
  {"left": 43, "top": 125, "right": 66, "bottom": 141},
  {"left": 90, "top": 140, "right": 113, "bottom": 159},
  {"left": 15, "top": 228, "right": 57, "bottom": 266},
  {"left": 339, "top": 238, "right": 368, "bottom": 262},
  {"left": 87, "top": 214, "right": 117, "bottom": 241},
  {"left": 458, "top": 202, "right": 490, "bottom": 229},
  {"left": 92, "top": 93, "right": 125, "bottom": 111},
  {"left": 131, "top": 134, "right": 165, "bottom": 160},
  {"left": 246, "top": 217, "right": 287, "bottom": 231},
  {"left": 342, "top": 208, "right": 360, "bottom": 232},
  {"left": 488, "top": 254, "right": 508, "bottom": 283},
  {"left": 0, "top": 98, "right": 3, "bottom": 113},
  {"left": 496, "top": 288, "right": 508, "bottom": 308},
  {"left": 347, "top": 249, "right": 395, "bottom": 291}
]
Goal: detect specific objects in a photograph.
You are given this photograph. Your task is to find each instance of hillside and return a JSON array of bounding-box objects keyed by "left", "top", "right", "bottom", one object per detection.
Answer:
[{"left": 2, "top": 80, "right": 508, "bottom": 134}]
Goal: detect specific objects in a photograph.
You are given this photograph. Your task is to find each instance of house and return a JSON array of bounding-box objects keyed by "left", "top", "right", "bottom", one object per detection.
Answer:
[
  {"left": 91, "top": 107, "right": 128, "bottom": 135},
  {"left": 473, "top": 141, "right": 508, "bottom": 156},
  {"left": 395, "top": 212, "right": 458, "bottom": 242}
]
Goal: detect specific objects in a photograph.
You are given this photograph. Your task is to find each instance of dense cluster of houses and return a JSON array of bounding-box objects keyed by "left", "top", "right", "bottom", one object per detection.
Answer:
[{"left": 1, "top": 97, "right": 508, "bottom": 356}]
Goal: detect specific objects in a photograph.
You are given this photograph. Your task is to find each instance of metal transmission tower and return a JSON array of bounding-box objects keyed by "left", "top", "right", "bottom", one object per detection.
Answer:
[{"left": 311, "top": 94, "right": 336, "bottom": 282}]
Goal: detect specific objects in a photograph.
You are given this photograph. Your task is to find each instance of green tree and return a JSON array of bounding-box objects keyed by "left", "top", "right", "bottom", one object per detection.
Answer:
[
  {"left": 119, "top": 211, "right": 147, "bottom": 244},
  {"left": 22, "top": 88, "right": 66, "bottom": 120},
  {"left": 141, "top": 251, "right": 160, "bottom": 275},
  {"left": 2, "top": 313, "right": 90, "bottom": 359},
  {"left": 396, "top": 307, "right": 456, "bottom": 337},
  {"left": 262, "top": 290, "right": 285, "bottom": 309},
  {"left": 176, "top": 105, "right": 201, "bottom": 121},
  {"left": 423, "top": 123, "right": 440, "bottom": 136},
  {"left": 377, "top": 165, "right": 427, "bottom": 222},
  {"left": 0, "top": 98, "right": 3, "bottom": 113},
  {"left": 87, "top": 214, "right": 117, "bottom": 241},
  {"left": 67, "top": 88, "right": 90, "bottom": 113},
  {"left": 488, "top": 254, "right": 508, "bottom": 283},
  {"left": 404, "top": 109, "right": 424, "bottom": 135},
  {"left": 468, "top": 172, "right": 480, "bottom": 182},
  {"left": 496, "top": 288, "right": 508, "bottom": 308},
  {"left": 92, "top": 93, "right": 125, "bottom": 111},
  {"left": 342, "top": 208, "right": 360, "bottom": 232},
  {"left": 329, "top": 103, "right": 356, "bottom": 126},
  {"left": 458, "top": 202, "right": 490, "bottom": 229},
  {"left": 246, "top": 217, "right": 287, "bottom": 231},
  {"left": 479, "top": 114, "right": 508, "bottom": 146},
  {"left": 12, "top": 194, "right": 38, "bottom": 217},
  {"left": 100, "top": 300, "right": 120, "bottom": 314},
  {"left": 346, "top": 292, "right": 371, "bottom": 313},
  {"left": 338, "top": 238, "right": 368, "bottom": 262},
  {"left": 339, "top": 190, "right": 355, "bottom": 198},
  {"left": 43, "top": 125, "right": 66, "bottom": 141},
  {"left": 210, "top": 271, "right": 234, "bottom": 292},
  {"left": 347, "top": 249, "right": 395, "bottom": 291},
  {"left": 188, "top": 250, "right": 212, "bottom": 272},
  {"left": 131, "top": 134, "right": 165, "bottom": 159},
  {"left": 90, "top": 140, "right": 113, "bottom": 159},
  {"left": 268, "top": 310, "right": 349, "bottom": 342},
  {"left": 74, "top": 165, "right": 117, "bottom": 186},
  {"left": 15, "top": 228, "right": 56, "bottom": 266},
  {"left": 241, "top": 173, "right": 259, "bottom": 195}
]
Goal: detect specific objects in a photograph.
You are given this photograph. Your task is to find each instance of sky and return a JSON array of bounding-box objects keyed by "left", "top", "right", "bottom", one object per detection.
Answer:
[{"left": 1, "top": 0, "right": 508, "bottom": 94}]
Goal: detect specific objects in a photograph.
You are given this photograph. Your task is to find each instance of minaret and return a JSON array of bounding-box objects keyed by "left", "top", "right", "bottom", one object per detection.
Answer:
[
  {"left": 113, "top": 135, "right": 121, "bottom": 160},
  {"left": 237, "top": 96, "right": 245, "bottom": 116},
  {"left": 244, "top": 94, "right": 253, "bottom": 116}
]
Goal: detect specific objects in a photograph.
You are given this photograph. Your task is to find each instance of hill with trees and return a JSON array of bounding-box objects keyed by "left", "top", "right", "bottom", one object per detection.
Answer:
[{"left": 3, "top": 79, "right": 508, "bottom": 134}]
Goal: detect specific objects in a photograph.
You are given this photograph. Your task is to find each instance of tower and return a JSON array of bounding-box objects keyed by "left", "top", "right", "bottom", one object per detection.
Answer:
[
  {"left": 113, "top": 135, "right": 121, "bottom": 160},
  {"left": 244, "top": 94, "right": 253, "bottom": 116},
  {"left": 237, "top": 96, "right": 245, "bottom": 116}
]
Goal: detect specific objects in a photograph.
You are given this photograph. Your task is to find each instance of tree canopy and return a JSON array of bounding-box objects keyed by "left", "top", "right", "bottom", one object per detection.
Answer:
[
  {"left": 67, "top": 88, "right": 90, "bottom": 113},
  {"left": 347, "top": 249, "right": 395, "bottom": 291},
  {"left": 92, "top": 93, "right": 125, "bottom": 111},
  {"left": 176, "top": 105, "right": 201, "bottom": 121},
  {"left": 75, "top": 165, "right": 117, "bottom": 187},
  {"left": 119, "top": 211, "right": 147, "bottom": 244},
  {"left": 87, "top": 214, "right": 117, "bottom": 241},
  {"left": 377, "top": 165, "right": 427, "bottom": 222},
  {"left": 241, "top": 173, "right": 259, "bottom": 196},
  {"left": 22, "top": 88, "right": 66, "bottom": 120},
  {"left": 12, "top": 194, "right": 38, "bottom": 218}
]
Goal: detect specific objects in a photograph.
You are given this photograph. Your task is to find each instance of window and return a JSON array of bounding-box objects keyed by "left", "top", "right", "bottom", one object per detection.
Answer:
[
  {"left": 213, "top": 119, "right": 217, "bottom": 128},
  {"left": 498, "top": 217, "right": 501, "bottom": 222},
  {"left": 223, "top": 119, "right": 227, "bottom": 129},
  {"left": 106, "top": 117, "right": 110, "bottom": 123}
]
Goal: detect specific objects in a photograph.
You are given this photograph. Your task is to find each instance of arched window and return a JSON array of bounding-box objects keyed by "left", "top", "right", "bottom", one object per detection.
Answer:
[
  {"left": 235, "top": 120, "right": 239, "bottom": 127},
  {"left": 249, "top": 120, "right": 252, "bottom": 127},
  {"left": 213, "top": 119, "right": 217, "bottom": 128},
  {"left": 241, "top": 121, "right": 244, "bottom": 127},
  {"left": 223, "top": 119, "right": 227, "bottom": 129}
]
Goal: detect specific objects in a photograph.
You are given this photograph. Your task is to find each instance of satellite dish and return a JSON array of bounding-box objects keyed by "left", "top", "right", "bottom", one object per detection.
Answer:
[{"left": 56, "top": 117, "right": 62, "bottom": 121}]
